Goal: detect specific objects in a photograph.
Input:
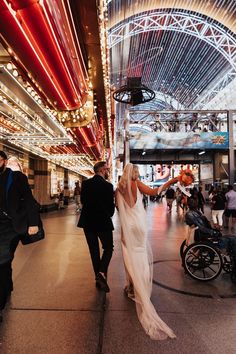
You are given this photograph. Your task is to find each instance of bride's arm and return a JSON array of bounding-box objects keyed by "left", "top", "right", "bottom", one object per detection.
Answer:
[
  {"left": 136, "top": 180, "right": 161, "bottom": 196},
  {"left": 137, "top": 169, "right": 194, "bottom": 196},
  {"left": 158, "top": 177, "right": 179, "bottom": 194},
  {"left": 137, "top": 177, "right": 179, "bottom": 196}
]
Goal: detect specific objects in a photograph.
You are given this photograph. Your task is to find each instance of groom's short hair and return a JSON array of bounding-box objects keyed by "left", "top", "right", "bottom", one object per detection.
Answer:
[{"left": 94, "top": 161, "right": 106, "bottom": 173}]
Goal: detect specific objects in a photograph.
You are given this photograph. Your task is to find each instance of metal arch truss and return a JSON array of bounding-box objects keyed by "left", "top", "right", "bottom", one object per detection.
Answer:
[
  {"left": 128, "top": 91, "right": 185, "bottom": 122},
  {"left": 109, "top": 11, "right": 236, "bottom": 108},
  {"left": 152, "top": 91, "right": 185, "bottom": 110},
  {"left": 109, "top": 11, "right": 236, "bottom": 68},
  {"left": 194, "top": 69, "right": 236, "bottom": 109}
]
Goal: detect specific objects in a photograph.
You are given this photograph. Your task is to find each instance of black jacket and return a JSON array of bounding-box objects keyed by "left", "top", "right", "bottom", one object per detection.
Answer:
[
  {"left": 3, "top": 168, "right": 39, "bottom": 234},
  {"left": 77, "top": 174, "right": 115, "bottom": 231}
]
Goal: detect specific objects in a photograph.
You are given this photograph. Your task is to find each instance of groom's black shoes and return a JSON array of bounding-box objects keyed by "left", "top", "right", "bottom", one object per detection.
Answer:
[{"left": 95, "top": 273, "right": 110, "bottom": 293}]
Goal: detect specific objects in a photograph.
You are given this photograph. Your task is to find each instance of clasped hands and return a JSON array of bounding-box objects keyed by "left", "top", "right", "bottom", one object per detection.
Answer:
[{"left": 28, "top": 226, "right": 39, "bottom": 235}]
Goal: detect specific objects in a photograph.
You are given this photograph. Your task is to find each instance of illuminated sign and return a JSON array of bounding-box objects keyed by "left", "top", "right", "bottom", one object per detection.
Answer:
[{"left": 130, "top": 132, "right": 229, "bottom": 149}]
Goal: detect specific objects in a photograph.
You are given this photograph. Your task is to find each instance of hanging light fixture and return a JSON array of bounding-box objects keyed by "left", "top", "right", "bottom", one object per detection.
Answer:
[{"left": 113, "top": 77, "right": 155, "bottom": 106}]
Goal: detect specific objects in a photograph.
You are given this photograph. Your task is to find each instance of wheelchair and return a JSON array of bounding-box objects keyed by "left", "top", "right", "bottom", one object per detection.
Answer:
[{"left": 180, "top": 228, "right": 236, "bottom": 283}]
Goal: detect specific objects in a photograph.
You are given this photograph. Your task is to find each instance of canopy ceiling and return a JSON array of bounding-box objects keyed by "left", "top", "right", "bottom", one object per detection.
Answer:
[{"left": 108, "top": 0, "right": 236, "bottom": 131}]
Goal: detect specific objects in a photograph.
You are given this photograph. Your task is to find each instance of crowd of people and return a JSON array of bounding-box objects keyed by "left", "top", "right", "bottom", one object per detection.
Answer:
[
  {"left": 1, "top": 151, "right": 236, "bottom": 341},
  {"left": 197, "top": 185, "right": 236, "bottom": 232},
  {"left": 54, "top": 181, "right": 81, "bottom": 211},
  {"left": 160, "top": 183, "right": 236, "bottom": 235}
]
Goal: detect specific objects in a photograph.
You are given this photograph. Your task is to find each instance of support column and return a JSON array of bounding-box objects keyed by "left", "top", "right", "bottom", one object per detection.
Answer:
[
  {"left": 34, "top": 158, "right": 52, "bottom": 210},
  {"left": 228, "top": 110, "right": 235, "bottom": 185},
  {"left": 63, "top": 169, "right": 69, "bottom": 206},
  {"left": 214, "top": 152, "right": 221, "bottom": 181},
  {"left": 124, "top": 109, "right": 130, "bottom": 166}
]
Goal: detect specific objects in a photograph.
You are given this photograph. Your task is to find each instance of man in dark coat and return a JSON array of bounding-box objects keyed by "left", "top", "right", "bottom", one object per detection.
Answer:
[
  {"left": 77, "top": 161, "right": 115, "bottom": 292},
  {"left": 0, "top": 151, "right": 40, "bottom": 322}
]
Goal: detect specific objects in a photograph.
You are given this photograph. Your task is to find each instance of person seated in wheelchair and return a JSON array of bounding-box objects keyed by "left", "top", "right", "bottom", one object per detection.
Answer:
[
  {"left": 185, "top": 198, "right": 220, "bottom": 242},
  {"left": 185, "top": 198, "right": 236, "bottom": 264}
]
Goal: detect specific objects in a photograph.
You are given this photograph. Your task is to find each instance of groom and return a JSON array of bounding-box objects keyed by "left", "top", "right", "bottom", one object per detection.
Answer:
[{"left": 77, "top": 161, "right": 115, "bottom": 292}]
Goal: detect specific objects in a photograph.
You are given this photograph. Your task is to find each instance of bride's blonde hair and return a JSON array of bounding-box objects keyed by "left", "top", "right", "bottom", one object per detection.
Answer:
[{"left": 118, "top": 163, "right": 138, "bottom": 193}]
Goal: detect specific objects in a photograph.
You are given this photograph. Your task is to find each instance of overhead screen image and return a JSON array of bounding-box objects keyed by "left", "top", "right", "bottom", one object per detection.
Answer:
[
  {"left": 130, "top": 132, "right": 229, "bottom": 149},
  {"left": 138, "top": 164, "right": 199, "bottom": 186}
]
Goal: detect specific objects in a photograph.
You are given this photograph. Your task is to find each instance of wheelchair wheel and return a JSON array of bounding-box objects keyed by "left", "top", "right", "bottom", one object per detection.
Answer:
[
  {"left": 183, "top": 242, "right": 222, "bottom": 281},
  {"left": 222, "top": 255, "right": 232, "bottom": 274},
  {"left": 180, "top": 240, "right": 187, "bottom": 260}
]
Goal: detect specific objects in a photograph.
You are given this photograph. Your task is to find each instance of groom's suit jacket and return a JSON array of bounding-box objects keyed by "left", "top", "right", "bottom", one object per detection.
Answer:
[
  {"left": 7, "top": 169, "right": 39, "bottom": 234},
  {"left": 0, "top": 168, "right": 40, "bottom": 234},
  {"left": 77, "top": 174, "right": 115, "bottom": 231}
]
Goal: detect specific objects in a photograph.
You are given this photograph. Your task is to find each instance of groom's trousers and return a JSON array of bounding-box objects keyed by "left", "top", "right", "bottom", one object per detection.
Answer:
[
  {"left": 0, "top": 220, "right": 19, "bottom": 310},
  {"left": 84, "top": 229, "right": 114, "bottom": 277}
]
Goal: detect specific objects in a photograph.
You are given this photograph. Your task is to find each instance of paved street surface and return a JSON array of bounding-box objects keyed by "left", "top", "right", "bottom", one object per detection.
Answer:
[{"left": 0, "top": 201, "right": 236, "bottom": 354}]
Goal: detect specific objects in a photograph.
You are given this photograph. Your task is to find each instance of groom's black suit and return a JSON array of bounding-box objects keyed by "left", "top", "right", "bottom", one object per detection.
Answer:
[
  {"left": 0, "top": 168, "right": 40, "bottom": 311},
  {"left": 77, "top": 174, "right": 115, "bottom": 277}
]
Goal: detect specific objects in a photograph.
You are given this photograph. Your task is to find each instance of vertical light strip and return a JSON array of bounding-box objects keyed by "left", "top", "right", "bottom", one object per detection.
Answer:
[
  {"left": 4, "top": 0, "right": 70, "bottom": 107},
  {"left": 79, "top": 128, "right": 92, "bottom": 146},
  {"left": 40, "top": 0, "right": 82, "bottom": 102},
  {"left": 63, "top": 0, "right": 89, "bottom": 85}
]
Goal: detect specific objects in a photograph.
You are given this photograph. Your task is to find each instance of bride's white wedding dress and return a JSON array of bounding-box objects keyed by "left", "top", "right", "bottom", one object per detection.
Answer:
[{"left": 116, "top": 187, "right": 176, "bottom": 340}]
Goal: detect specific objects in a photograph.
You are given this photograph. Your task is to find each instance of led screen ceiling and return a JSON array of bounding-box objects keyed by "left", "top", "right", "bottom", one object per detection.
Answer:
[{"left": 108, "top": 2, "right": 236, "bottom": 132}]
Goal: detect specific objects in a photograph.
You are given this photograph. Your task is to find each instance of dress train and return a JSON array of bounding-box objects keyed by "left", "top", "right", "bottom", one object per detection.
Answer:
[{"left": 117, "top": 189, "right": 176, "bottom": 340}]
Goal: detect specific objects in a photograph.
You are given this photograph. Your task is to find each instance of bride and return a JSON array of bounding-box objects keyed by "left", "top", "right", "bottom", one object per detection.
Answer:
[{"left": 116, "top": 163, "right": 193, "bottom": 340}]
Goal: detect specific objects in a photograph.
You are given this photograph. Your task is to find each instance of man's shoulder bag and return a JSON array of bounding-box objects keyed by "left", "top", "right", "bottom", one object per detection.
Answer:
[
  {"left": 20, "top": 213, "right": 45, "bottom": 245},
  {"left": 20, "top": 226, "right": 45, "bottom": 245}
]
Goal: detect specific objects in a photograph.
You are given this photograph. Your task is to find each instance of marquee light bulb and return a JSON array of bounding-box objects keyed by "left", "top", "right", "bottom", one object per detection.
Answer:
[{"left": 13, "top": 69, "right": 18, "bottom": 77}]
